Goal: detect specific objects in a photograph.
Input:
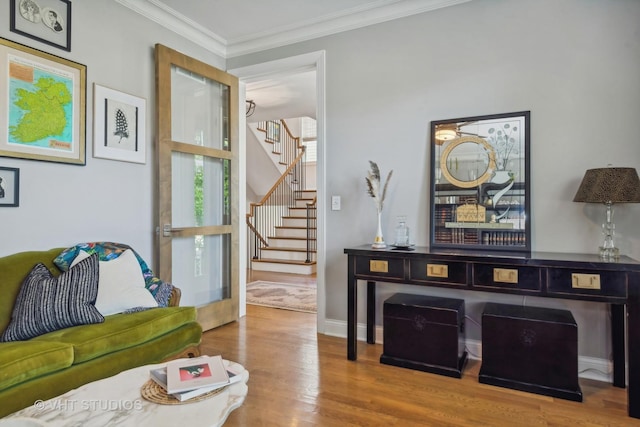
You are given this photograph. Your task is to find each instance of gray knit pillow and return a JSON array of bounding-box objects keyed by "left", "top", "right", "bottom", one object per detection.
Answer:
[{"left": 1, "top": 253, "right": 104, "bottom": 342}]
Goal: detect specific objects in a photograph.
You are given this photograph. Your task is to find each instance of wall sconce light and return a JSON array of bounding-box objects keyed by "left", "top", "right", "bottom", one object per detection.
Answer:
[{"left": 573, "top": 166, "right": 640, "bottom": 260}]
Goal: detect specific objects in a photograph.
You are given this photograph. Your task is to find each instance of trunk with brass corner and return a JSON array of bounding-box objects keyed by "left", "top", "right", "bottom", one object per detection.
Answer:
[{"left": 247, "top": 120, "right": 317, "bottom": 275}]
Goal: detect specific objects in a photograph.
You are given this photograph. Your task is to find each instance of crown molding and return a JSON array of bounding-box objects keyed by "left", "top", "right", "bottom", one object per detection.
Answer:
[
  {"left": 226, "top": 0, "right": 471, "bottom": 57},
  {"left": 114, "top": 0, "right": 228, "bottom": 57},
  {"left": 115, "top": 0, "right": 471, "bottom": 59}
]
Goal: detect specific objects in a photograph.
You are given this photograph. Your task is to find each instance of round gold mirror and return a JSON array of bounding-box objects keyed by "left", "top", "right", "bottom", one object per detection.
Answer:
[{"left": 440, "top": 136, "right": 496, "bottom": 188}]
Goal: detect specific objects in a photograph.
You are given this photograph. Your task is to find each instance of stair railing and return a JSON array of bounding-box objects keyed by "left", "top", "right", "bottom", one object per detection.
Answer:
[
  {"left": 247, "top": 120, "right": 308, "bottom": 261},
  {"left": 305, "top": 197, "right": 317, "bottom": 263}
]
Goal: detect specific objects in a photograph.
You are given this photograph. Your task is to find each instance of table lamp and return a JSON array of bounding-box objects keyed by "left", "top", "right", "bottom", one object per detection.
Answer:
[{"left": 573, "top": 167, "right": 640, "bottom": 259}]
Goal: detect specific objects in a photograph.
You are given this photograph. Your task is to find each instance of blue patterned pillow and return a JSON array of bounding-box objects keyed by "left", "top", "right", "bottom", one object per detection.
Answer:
[
  {"left": 1, "top": 253, "right": 104, "bottom": 342},
  {"left": 53, "top": 242, "right": 174, "bottom": 307}
]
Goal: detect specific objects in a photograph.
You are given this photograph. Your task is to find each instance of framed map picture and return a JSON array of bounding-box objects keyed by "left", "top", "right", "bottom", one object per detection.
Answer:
[
  {"left": 0, "top": 37, "right": 86, "bottom": 165},
  {"left": 93, "top": 84, "right": 146, "bottom": 164}
]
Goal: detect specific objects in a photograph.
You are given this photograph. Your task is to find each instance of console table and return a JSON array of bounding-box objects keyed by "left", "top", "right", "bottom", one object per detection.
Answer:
[{"left": 344, "top": 245, "right": 640, "bottom": 419}]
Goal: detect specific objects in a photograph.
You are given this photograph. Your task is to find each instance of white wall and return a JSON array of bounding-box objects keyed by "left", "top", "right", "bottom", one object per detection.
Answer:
[
  {"left": 0, "top": 0, "right": 224, "bottom": 266},
  {"left": 228, "top": 0, "right": 640, "bottom": 360}
]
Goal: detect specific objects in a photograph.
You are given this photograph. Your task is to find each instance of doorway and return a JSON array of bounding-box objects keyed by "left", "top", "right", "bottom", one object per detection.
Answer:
[{"left": 230, "top": 50, "right": 326, "bottom": 332}]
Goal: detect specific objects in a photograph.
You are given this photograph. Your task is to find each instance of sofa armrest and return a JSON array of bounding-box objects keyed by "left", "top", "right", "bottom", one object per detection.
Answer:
[{"left": 168, "top": 286, "right": 181, "bottom": 307}]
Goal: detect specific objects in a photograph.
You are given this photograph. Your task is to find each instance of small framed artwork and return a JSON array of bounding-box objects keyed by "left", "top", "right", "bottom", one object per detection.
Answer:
[
  {"left": 266, "top": 120, "right": 280, "bottom": 143},
  {"left": 0, "top": 37, "right": 86, "bottom": 165},
  {"left": 0, "top": 167, "right": 20, "bottom": 207},
  {"left": 93, "top": 84, "right": 146, "bottom": 164},
  {"left": 10, "top": 0, "right": 72, "bottom": 52}
]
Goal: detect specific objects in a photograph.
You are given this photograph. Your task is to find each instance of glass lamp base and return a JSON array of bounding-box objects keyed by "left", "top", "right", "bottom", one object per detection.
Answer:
[{"left": 599, "top": 246, "right": 619, "bottom": 260}]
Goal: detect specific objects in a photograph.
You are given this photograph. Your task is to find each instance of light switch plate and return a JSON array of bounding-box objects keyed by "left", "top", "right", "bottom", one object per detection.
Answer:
[{"left": 331, "top": 195, "right": 341, "bottom": 210}]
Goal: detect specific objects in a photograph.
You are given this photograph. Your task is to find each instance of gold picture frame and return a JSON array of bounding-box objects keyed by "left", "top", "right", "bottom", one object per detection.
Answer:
[
  {"left": 265, "top": 120, "right": 280, "bottom": 143},
  {"left": 0, "top": 37, "right": 86, "bottom": 165}
]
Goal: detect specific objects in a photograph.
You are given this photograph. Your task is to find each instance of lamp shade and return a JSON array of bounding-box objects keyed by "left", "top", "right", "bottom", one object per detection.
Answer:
[{"left": 573, "top": 167, "right": 640, "bottom": 203}]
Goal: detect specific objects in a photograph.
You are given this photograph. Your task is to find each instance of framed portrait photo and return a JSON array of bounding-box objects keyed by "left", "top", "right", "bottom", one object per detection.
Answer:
[
  {"left": 93, "top": 84, "right": 146, "bottom": 164},
  {"left": 0, "top": 37, "right": 86, "bottom": 165},
  {"left": 0, "top": 167, "right": 20, "bottom": 207},
  {"left": 10, "top": 0, "right": 72, "bottom": 52}
]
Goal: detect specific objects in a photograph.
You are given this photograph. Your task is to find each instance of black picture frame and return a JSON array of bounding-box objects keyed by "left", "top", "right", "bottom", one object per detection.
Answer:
[
  {"left": 0, "top": 167, "right": 20, "bottom": 207},
  {"left": 10, "top": 0, "right": 71, "bottom": 52},
  {"left": 429, "top": 111, "right": 531, "bottom": 252}
]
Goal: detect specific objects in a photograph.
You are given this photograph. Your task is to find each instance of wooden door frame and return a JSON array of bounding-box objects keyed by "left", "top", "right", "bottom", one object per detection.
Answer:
[{"left": 155, "top": 43, "right": 240, "bottom": 330}]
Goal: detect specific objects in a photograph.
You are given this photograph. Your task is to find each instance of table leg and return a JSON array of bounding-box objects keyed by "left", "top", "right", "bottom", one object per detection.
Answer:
[
  {"left": 367, "top": 281, "right": 376, "bottom": 344},
  {"left": 348, "top": 256, "right": 357, "bottom": 361},
  {"left": 611, "top": 304, "right": 625, "bottom": 388},
  {"left": 628, "top": 272, "right": 640, "bottom": 418}
]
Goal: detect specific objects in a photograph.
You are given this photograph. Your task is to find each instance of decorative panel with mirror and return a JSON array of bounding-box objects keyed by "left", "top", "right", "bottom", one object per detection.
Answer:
[{"left": 430, "top": 111, "right": 531, "bottom": 252}]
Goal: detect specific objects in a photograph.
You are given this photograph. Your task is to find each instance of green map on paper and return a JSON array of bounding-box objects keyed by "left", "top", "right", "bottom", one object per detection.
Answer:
[{"left": 8, "top": 60, "right": 73, "bottom": 151}]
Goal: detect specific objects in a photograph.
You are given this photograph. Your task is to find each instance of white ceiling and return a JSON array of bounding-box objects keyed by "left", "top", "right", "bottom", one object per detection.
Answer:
[
  {"left": 116, "top": 0, "right": 470, "bottom": 57},
  {"left": 244, "top": 70, "right": 317, "bottom": 122},
  {"left": 116, "top": 0, "right": 470, "bottom": 121}
]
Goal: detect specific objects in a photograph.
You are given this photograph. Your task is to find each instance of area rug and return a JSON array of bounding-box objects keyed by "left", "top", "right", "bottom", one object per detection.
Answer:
[{"left": 246, "top": 281, "right": 316, "bottom": 313}]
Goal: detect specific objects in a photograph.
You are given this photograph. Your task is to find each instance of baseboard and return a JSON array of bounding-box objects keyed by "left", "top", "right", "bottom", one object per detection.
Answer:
[{"left": 323, "top": 319, "right": 613, "bottom": 383}]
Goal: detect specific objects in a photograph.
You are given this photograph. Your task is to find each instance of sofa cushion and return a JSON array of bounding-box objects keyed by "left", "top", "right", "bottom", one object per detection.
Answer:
[
  {"left": 1, "top": 254, "right": 104, "bottom": 342},
  {"left": 0, "top": 248, "right": 64, "bottom": 334},
  {"left": 0, "top": 340, "right": 74, "bottom": 390},
  {"left": 54, "top": 242, "right": 173, "bottom": 306},
  {"left": 33, "top": 306, "right": 197, "bottom": 363},
  {"left": 71, "top": 249, "right": 158, "bottom": 316}
]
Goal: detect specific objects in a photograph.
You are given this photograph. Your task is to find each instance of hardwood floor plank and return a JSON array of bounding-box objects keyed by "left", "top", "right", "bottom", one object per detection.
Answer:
[{"left": 201, "top": 304, "right": 637, "bottom": 426}]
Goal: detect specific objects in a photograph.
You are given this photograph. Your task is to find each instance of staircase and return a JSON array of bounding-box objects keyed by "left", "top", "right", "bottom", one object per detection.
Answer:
[
  {"left": 247, "top": 120, "right": 317, "bottom": 275},
  {"left": 252, "top": 189, "right": 317, "bottom": 275}
]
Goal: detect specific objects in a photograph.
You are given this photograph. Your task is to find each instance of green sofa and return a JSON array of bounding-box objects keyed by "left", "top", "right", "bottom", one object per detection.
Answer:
[{"left": 0, "top": 248, "right": 203, "bottom": 417}]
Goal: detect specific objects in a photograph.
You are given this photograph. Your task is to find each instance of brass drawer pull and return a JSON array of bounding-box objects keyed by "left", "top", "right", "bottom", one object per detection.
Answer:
[
  {"left": 427, "top": 264, "right": 448, "bottom": 278},
  {"left": 494, "top": 268, "right": 518, "bottom": 284},
  {"left": 370, "top": 260, "right": 388, "bottom": 273},
  {"left": 571, "top": 273, "right": 601, "bottom": 290}
]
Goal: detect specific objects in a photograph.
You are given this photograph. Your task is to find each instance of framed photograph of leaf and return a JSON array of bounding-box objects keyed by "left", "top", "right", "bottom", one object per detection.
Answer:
[
  {"left": 93, "top": 84, "right": 146, "bottom": 164},
  {"left": 0, "top": 167, "right": 20, "bottom": 207},
  {"left": 10, "top": 0, "right": 72, "bottom": 52},
  {"left": 0, "top": 37, "right": 86, "bottom": 165}
]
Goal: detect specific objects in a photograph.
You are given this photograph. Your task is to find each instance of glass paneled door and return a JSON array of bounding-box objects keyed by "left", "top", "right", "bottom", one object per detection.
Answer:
[{"left": 155, "top": 44, "right": 239, "bottom": 330}]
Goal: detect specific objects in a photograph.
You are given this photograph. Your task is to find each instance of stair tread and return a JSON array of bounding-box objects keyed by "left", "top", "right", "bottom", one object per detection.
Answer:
[
  {"left": 268, "top": 236, "right": 316, "bottom": 240},
  {"left": 261, "top": 247, "right": 317, "bottom": 252},
  {"left": 252, "top": 259, "right": 317, "bottom": 265},
  {"left": 275, "top": 226, "right": 317, "bottom": 230}
]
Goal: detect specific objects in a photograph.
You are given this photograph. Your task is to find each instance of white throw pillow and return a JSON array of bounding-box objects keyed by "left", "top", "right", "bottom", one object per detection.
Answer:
[{"left": 71, "top": 249, "right": 158, "bottom": 315}]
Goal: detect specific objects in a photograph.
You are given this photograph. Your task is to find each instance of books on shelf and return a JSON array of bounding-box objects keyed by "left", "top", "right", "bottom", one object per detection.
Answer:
[{"left": 150, "top": 355, "right": 242, "bottom": 401}]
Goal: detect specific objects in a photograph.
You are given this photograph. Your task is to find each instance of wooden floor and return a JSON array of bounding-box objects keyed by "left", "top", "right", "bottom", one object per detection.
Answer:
[{"left": 202, "top": 276, "right": 637, "bottom": 426}]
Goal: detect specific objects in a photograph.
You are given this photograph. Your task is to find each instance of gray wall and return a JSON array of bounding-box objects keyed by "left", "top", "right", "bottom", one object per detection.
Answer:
[
  {"left": 0, "top": 0, "right": 224, "bottom": 264},
  {"left": 1, "top": 0, "right": 639, "bottom": 362},
  {"left": 229, "top": 0, "right": 640, "bottom": 359}
]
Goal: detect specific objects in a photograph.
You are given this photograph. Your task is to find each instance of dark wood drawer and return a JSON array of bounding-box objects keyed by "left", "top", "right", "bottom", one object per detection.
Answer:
[
  {"left": 355, "top": 256, "right": 404, "bottom": 279},
  {"left": 472, "top": 264, "right": 542, "bottom": 292},
  {"left": 409, "top": 259, "right": 468, "bottom": 285},
  {"left": 546, "top": 268, "right": 627, "bottom": 299}
]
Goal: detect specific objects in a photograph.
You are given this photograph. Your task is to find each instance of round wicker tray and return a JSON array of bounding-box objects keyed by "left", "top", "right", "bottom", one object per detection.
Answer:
[{"left": 140, "top": 379, "right": 225, "bottom": 405}]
